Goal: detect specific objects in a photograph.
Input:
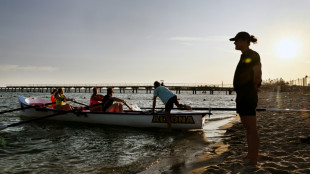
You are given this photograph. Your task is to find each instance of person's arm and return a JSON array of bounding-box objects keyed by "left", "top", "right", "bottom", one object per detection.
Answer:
[
  {"left": 152, "top": 97, "right": 157, "bottom": 113},
  {"left": 55, "top": 94, "right": 60, "bottom": 100},
  {"left": 111, "top": 97, "right": 125, "bottom": 103},
  {"left": 64, "top": 95, "right": 74, "bottom": 102},
  {"left": 253, "top": 63, "right": 262, "bottom": 91}
]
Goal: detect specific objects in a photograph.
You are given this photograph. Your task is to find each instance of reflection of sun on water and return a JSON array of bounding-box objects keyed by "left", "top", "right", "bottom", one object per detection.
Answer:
[{"left": 276, "top": 38, "right": 300, "bottom": 59}]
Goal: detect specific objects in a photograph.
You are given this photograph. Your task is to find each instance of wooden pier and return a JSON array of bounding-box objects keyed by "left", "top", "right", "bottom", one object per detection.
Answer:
[{"left": 0, "top": 84, "right": 234, "bottom": 95}]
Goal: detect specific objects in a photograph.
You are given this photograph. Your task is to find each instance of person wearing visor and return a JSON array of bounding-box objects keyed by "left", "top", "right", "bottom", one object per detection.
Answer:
[{"left": 230, "top": 31, "right": 262, "bottom": 165}]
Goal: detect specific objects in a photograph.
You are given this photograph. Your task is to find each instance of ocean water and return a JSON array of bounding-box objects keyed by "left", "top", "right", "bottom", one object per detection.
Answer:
[{"left": 0, "top": 90, "right": 236, "bottom": 174}]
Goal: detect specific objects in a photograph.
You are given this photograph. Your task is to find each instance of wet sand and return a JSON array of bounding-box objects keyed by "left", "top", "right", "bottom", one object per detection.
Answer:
[
  {"left": 184, "top": 91, "right": 310, "bottom": 174},
  {"left": 138, "top": 118, "right": 235, "bottom": 174}
]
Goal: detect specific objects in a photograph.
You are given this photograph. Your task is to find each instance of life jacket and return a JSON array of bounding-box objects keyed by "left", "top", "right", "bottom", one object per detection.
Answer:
[
  {"left": 90, "top": 99, "right": 100, "bottom": 105},
  {"left": 56, "top": 95, "right": 65, "bottom": 105},
  {"left": 51, "top": 95, "right": 56, "bottom": 107},
  {"left": 90, "top": 95, "right": 103, "bottom": 105}
]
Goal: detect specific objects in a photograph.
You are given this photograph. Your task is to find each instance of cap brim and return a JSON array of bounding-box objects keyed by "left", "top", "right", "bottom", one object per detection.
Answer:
[{"left": 229, "top": 38, "right": 236, "bottom": 41}]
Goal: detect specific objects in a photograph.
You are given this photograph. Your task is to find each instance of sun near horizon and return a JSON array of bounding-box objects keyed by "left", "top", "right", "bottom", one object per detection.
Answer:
[{"left": 276, "top": 37, "right": 301, "bottom": 59}]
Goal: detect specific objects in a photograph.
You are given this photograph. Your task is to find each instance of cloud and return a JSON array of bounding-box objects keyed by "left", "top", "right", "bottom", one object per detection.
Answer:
[
  {"left": 169, "top": 36, "right": 228, "bottom": 42},
  {"left": 0, "top": 65, "right": 58, "bottom": 72}
]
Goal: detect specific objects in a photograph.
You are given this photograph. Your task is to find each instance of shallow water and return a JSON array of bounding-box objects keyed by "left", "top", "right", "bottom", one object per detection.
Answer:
[{"left": 0, "top": 90, "right": 236, "bottom": 174}]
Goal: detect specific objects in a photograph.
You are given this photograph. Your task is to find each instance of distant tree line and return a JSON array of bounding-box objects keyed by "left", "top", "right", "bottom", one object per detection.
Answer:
[{"left": 262, "top": 77, "right": 310, "bottom": 92}]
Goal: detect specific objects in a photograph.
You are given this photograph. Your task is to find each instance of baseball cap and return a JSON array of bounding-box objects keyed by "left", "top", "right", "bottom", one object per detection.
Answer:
[{"left": 229, "top": 32, "right": 250, "bottom": 41}]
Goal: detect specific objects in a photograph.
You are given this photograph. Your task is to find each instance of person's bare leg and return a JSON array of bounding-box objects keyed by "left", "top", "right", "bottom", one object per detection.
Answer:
[
  {"left": 240, "top": 116, "right": 260, "bottom": 165},
  {"left": 106, "top": 105, "right": 116, "bottom": 112},
  {"left": 165, "top": 111, "right": 172, "bottom": 130},
  {"left": 115, "top": 104, "right": 120, "bottom": 112},
  {"left": 69, "top": 104, "right": 74, "bottom": 110},
  {"left": 64, "top": 104, "right": 72, "bottom": 111},
  {"left": 118, "top": 103, "right": 123, "bottom": 112},
  {"left": 114, "top": 104, "right": 118, "bottom": 112}
]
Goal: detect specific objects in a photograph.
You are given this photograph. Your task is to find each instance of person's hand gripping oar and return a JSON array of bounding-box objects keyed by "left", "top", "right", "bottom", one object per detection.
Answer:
[{"left": 123, "top": 101, "right": 133, "bottom": 111}]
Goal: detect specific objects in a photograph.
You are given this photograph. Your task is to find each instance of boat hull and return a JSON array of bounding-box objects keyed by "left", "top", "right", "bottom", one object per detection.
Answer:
[{"left": 18, "top": 96, "right": 208, "bottom": 129}]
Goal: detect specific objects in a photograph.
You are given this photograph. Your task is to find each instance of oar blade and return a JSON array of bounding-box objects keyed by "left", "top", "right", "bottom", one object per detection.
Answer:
[
  {"left": 0, "top": 102, "right": 55, "bottom": 115},
  {"left": 0, "top": 107, "right": 30, "bottom": 114},
  {"left": 0, "top": 125, "right": 8, "bottom": 131}
]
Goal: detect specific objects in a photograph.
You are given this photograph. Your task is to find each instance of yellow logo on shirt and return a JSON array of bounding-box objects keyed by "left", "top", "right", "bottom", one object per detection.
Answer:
[{"left": 244, "top": 58, "right": 252, "bottom": 64}]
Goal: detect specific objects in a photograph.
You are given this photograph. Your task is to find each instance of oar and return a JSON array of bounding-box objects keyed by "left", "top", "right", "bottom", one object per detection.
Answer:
[
  {"left": 258, "top": 108, "right": 310, "bottom": 112},
  {"left": 70, "top": 100, "right": 89, "bottom": 107},
  {"left": 0, "top": 102, "right": 55, "bottom": 115},
  {"left": 141, "top": 107, "right": 310, "bottom": 112},
  {"left": 140, "top": 107, "right": 235, "bottom": 111},
  {"left": 0, "top": 109, "right": 77, "bottom": 131}
]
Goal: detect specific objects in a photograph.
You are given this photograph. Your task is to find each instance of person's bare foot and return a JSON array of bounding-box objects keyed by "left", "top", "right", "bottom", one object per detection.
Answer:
[
  {"left": 185, "top": 105, "right": 192, "bottom": 110},
  {"left": 244, "top": 158, "right": 258, "bottom": 166}
]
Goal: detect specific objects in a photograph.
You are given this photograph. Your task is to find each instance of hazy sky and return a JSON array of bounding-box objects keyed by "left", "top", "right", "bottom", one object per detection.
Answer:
[{"left": 1, "top": 0, "right": 310, "bottom": 86}]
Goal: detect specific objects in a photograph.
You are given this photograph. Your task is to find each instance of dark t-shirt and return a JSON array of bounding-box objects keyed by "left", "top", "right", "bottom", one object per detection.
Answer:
[
  {"left": 233, "top": 49, "right": 261, "bottom": 96},
  {"left": 102, "top": 95, "right": 113, "bottom": 111}
]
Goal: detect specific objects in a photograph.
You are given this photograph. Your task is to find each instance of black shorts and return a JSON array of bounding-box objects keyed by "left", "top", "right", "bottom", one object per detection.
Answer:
[
  {"left": 236, "top": 93, "right": 258, "bottom": 116},
  {"left": 165, "top": 96, "right": 179, "bottom": 112}
]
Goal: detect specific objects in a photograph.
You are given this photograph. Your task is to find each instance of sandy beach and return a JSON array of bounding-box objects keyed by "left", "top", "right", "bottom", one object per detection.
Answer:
[{"left": 181, "top": 90, "right": 310, "bottom": 174}]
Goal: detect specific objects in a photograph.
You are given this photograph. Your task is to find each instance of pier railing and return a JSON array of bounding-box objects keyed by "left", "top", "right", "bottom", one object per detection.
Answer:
[
  {"left": 4, "top": 83, "right": 233, "bottom": 87},
  {"left": 1, "top": 83, "right": 234, "bottom": 95}
]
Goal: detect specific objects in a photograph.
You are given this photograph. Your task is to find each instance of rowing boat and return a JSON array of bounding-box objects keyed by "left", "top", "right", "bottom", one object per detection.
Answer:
[{"left": 18, "top": 96, "right": 209, "bottom": 129}]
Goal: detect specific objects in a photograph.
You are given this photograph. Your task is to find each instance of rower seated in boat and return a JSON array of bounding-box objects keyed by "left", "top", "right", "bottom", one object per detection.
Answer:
[
  {"left": 50, "top": 88, "right": 57, "bottom": 108},
  {"left": 54, "top": 88, "right": 74, "bottom": 111},
  {"left": 89, "top": 87, "right": 104, "bottom": 112},
  {"left": 101, "top": 88, "right": 126, "bottom": 112}
]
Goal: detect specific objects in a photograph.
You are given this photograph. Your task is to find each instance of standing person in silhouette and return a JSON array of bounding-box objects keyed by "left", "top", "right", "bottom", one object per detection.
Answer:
[
  {"left": 230, "top": 31, "right": 262, "bottom": 165},
  {"left": 152, "top": 81, "right": 192, "bottom": 130}
]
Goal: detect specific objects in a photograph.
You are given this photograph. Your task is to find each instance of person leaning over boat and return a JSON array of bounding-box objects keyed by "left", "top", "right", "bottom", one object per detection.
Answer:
[
  {"left": 89, "top": 87, "right": 104, "bottom": 112},
  {"left": 230, "top": 31, "right": 262, "bottom": 165},
  {"left": 54, "top": 88, "right": 75, "bottom": 111},
  {"left": 101, "top": 88, "right": 126, "bottom": 112},
  {"left": 152, "top": 81, "right": 192, "bottom": 130}
]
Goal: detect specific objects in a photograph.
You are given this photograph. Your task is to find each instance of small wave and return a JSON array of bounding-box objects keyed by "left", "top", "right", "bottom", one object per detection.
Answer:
[{"left": 207, "top": 115, "right": 236, "bottom": 121}]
